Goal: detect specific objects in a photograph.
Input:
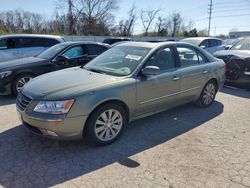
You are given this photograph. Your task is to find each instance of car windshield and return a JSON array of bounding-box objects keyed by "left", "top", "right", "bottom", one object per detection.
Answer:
[
  {"left": 230, "top": 38, "right": 250, "bottom": 50},
  {"left": 37, "top": 43, "right": 69, "bottom": 59},
  {"left": 85, "top": 46, "right": 150, "bottom": 76}
]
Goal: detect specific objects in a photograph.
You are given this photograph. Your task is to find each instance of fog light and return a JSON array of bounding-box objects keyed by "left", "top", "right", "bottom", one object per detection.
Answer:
[{"left": 40, "top": 129, "right": 58, "bottom": 137}]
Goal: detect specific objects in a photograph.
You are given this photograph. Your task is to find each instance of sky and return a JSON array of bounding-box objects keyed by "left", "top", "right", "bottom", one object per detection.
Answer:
[{"left": 0, "top": 0, "right": 250, "bottom": 35}]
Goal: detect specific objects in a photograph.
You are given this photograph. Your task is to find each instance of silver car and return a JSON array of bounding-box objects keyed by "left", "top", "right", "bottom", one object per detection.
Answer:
[
  {"left": 17, "top": 42, "right": 226, "bottom": 145},
  {"left": 181, "top": 37, "right": 225, "bottom": 55},
  {"left": 0, "top": 34, "right": 65, "bottom": 62}
]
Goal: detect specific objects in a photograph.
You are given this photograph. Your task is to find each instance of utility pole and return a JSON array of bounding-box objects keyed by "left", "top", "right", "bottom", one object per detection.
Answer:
[{"left": 208, "top": 0, "right": 213, "bottom": 36}]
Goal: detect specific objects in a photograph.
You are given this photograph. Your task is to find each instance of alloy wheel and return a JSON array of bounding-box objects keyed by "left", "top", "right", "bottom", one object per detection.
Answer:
[
  {"left": 203, "top": 83, "right": 216, "bottom": 105},
  {"left": 94, "top": 109, "right": 123, "bottom": 142},
  {"left": 16, "top": 76, "right": 33, "bottom": 92}
]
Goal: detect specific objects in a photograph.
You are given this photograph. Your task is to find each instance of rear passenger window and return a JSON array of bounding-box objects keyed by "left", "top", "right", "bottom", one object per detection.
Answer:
[
  {"left": 0, "top": 39, "right": 7, "bottom": 49},
  {"left": 209, "top": 39, "right": 218, "bottom": 47},
  {"left": 16, "top": 38, "right": 35, "bottom": 48},
  {"left": 35, "top": 38, "right": 59, "bottom": 47},
  {"left": 87, "top": 44, "right": 107, "bottom": 55},
  {"left": 197, "top": 51, "right": 208, "bottom": 64},
  {"left": 200, "top": 40, "right": 209, "bottom": 48},
  {"left": 177, "top": 47, "right": 199, "bottom": 67}
]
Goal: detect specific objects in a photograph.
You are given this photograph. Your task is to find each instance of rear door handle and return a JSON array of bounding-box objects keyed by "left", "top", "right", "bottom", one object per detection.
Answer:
[
  {"left": 203, "top": 70, "right": 208, "bottom": 74},
  {"left": 172, "top": 76, "right": 180, "bottom": 81}
]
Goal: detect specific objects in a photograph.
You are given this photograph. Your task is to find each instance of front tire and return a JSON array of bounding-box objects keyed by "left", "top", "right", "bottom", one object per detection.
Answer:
[
  {"left": 85, "top": 103, "right": 127, "bottom": 145},
  {"left": 12, "top": 74, "right": 34, "bottom": 96},
  {"left": 196, "top": 80, "right": 217, "bottom": 107}
]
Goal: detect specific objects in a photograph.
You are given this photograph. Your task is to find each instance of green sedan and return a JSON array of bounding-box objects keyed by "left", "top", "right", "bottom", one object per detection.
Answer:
[{"left": 16, "top": 42, "right": 226, "bottom": 145}]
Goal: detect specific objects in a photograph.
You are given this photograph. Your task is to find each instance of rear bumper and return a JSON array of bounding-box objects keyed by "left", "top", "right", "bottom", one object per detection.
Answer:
[
  {"left": 18, "top": 109, "right": 88, "bottom": 140},
  {"left": 225, "top": 76, "right": 250, "bottom": 89}
]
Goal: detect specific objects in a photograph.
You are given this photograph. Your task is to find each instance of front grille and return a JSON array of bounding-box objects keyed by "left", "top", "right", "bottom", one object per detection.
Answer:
[{"left": 16, "top": 92, "right": 32, "bottom": 111}]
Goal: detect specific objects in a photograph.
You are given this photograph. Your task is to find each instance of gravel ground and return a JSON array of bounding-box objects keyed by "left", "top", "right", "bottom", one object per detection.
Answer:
[{"left": 0, "top": 87, "right": 249, "bottom": 188}]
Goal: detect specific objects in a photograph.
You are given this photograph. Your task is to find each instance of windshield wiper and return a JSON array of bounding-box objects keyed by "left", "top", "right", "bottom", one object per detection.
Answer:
[{"left": 84, "top": 67, "right": 107, "bottom": 75}]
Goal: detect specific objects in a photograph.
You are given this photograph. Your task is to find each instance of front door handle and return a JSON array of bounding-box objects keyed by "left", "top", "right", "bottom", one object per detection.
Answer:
[
  {"left": 203, "top": 70, "right": 208, "bottom": 74},
  {"left": 172, "top": 76, "right": 180, "bottom": 81}
]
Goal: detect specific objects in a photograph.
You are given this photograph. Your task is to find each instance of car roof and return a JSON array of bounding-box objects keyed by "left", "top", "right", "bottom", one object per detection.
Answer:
[
  {"left": 60, "top": 41, "right": 110, "bottom": 47},
  {"left": 116, "top": 41, "right": 190, "bottom": 49},
  {"left": 0, "top": 34, "right": 64, "bottom": 40},
  {"left": 182, "top": 37, "right": 222, "bottom": 41}
]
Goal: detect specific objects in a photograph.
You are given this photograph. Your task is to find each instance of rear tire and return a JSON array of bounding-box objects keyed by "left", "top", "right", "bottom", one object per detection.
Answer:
[
  {"left": 12, "top": 74, "right": 34, "bottom": 96},
  {"left": 196, "top": 80, "right": 217, "bottom": 108},
  {"left": 85, "top": 103, "right": 127, "bottom": 146}
]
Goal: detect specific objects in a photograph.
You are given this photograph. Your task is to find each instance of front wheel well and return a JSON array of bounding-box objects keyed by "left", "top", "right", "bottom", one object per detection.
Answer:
[{"left": 83, "top": 100, "right": 130, "bottom": 134}]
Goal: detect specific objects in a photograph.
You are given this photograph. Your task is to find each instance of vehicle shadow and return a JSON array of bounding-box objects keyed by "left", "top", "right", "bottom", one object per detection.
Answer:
[
  {"left": 221, "top": 86, "right": 250, "bottom": 99},
  {"left": 0, "top": 101, "right": 224, "bottom": 187},
  {"left": 0, "top": 96, "right": 16, "bottom": 106}
]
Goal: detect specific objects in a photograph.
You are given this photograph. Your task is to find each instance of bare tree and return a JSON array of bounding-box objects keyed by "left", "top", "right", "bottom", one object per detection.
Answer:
[
  {"left": 140, "top": 9, "right": 160, "bottom": 36},
  {"left": 55, "top": 0, "right": 118, "bottom": 35},
  {"left": 117, "top": 4, "right": 137, "bottom": 36},
  {"left": 167, "top": 12, "right": 183, "bottom": 37}
]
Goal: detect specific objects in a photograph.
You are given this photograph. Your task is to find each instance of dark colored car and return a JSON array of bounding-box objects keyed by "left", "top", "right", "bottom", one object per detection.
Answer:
[
  {"left": 103, "top": 37, "right": 131, "bottom": 45},
  {"left": 0, "top": 41, "right": 109, "bottom": 95},
  {"left": 214, "top": 37, "right": 250, "bottom": 90}
]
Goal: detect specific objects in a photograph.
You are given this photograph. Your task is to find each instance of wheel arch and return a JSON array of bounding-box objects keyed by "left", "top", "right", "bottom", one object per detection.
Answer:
[{"left": 83, "top": 99, "right": 130, "bottom": 134}]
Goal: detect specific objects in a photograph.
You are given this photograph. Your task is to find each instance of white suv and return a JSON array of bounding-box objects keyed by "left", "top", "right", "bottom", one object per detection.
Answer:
[{"left": 0, "top": 34, "right": 65, "bottom": 62}]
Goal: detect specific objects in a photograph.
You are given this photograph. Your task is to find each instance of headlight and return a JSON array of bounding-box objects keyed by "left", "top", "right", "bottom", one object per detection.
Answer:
[
  {"left": 0, "top": 71, "right": 12, "bottom": 79},
  {"left": 34, "top": 99, "right": 75, "bottom": 114}
]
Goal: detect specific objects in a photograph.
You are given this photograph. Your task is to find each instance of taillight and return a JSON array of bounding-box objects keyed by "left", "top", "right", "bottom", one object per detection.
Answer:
[{"left": 224, "top": 63, "right": 227, "bottom": 72}]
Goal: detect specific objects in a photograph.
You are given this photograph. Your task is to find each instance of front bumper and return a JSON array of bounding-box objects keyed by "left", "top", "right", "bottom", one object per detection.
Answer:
[
  {"left": 18, "top": 109, "right": 88, "bottom": 140},
  {"left": 0, "top": 80, "right": 12, "bottom": 95}
]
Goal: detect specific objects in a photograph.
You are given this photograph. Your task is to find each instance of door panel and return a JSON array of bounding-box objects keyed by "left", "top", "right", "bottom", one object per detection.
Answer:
[
  {"left": 176, "top": 46, "right": 208, "bottom": 101},
  {"left": 136, "top": 46, "right": 181, "bottom": 116},
  {"left": 136, "top": 70, "right": 181, "bottom": 116}
]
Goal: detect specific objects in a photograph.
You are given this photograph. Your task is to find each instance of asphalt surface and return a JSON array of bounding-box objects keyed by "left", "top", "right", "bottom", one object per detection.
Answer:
[{"left": 0, "top": 87, "right": 250, "bottom": 188}]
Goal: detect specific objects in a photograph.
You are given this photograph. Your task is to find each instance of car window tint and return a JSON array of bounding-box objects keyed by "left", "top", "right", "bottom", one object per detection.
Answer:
[
  {"left": 4, "top": 38, "right": 17, "bottom": 49},
  {"left": 0, "top": 39, "right": 7, "bottom": 49},
  {"left": 146, "top": 47, "right": 175, "bottom": 70},
  {"left": 87, "top": 44, "right": 107, "bottom": 55},
  {"left": 177, "top": 47, "right": 199, "bottom": 67},
  {"left": 209, "top": 39, "right": 218, "bottom": 47},
  {"left": 63, "top": 46, "right": 84, "bottom": 58},
  {"left": 197, "top": 51, "right": 208, "bottom": 64},
  {"left": 200, "top": 40, "right": 209, "bottom": 48},
  {"left": 16, "top": 38, "right": 35, "bottom": 48},
  {"left": 216, "top": 39, "right": 222, "bottom": 46},
  {"left": 35, "top": 38, "right": 59, "bottom": 47}
]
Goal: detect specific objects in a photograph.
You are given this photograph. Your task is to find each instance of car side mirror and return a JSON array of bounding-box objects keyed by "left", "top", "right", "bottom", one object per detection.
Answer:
[
  {"left": 225, "top": 45, "right": 231, "bottom": 50},
  {"left": 141, "top": 66, "right": 160, "bottom": 76},
  {"left": 200, "top": 45, "right": 206, "bottom": 49},
  {"left": 55, "top": 55, "right": 69, "bottom": 62}
]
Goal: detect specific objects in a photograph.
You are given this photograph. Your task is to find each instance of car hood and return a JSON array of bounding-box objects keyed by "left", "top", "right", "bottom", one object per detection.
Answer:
[
  {"left": 0, "top": 57, "right": 48, "bottom": 70},
  {"left": 214, "top": 50, "right": 250, "bottom": 58},
  {"left": 22, "top": 67, "right": 123, "bottom": 100}
]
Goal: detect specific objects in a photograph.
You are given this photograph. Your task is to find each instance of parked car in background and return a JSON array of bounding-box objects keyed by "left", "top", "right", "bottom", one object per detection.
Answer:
[
  {"left": 17, "top": 42, "right": 225, "bottom": 145},
  {"left": 214, "top": 37, "right": 250, "bottom": 90},
  {"left": 0, "top": 34, "right": 65, "bottom": 62},
  {"left": 0, "top": 41, "right": 109, "bottom": 95},
  {"left": 103, "top": 37, "right": 131, "bottom": 45},
  {"left": 181, "top": 37, "right": 224, "bottom": 54}
]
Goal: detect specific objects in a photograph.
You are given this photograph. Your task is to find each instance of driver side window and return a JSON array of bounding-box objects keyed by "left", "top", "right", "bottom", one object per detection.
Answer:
[
  {"left": 63, "top": 46, "right": 84, "bottom": 59},
  {"left": 146, "top": 47, "right": 176, "bottom": 71}
]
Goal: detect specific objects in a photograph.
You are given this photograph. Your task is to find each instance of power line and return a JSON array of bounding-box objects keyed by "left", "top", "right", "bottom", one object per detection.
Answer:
[
  {"left": 213, "top": 8, "right": 250, "bottom": 14},
  {"left": 212, "top": 13, "right": 250, "bottom": 19}
]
